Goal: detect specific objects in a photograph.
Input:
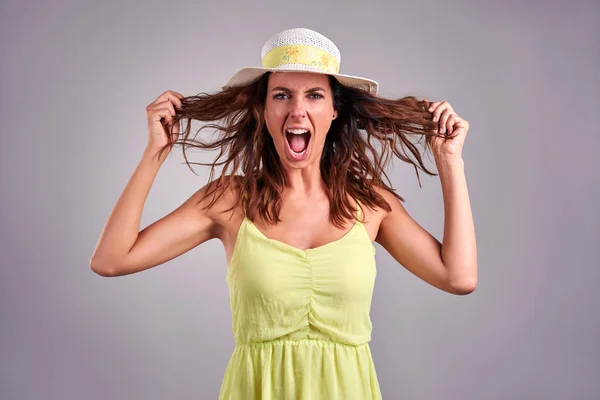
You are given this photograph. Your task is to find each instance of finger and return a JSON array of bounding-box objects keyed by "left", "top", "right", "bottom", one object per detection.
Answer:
[
  {"left": 159, "top": 89, "right": 183, "bottom": 99},
  {"left": 149, "top": 107, "right": 169, "bottom": 125},
  {"left": 164, "top": 91, "right": 183, "bottom": 109},
  {"left": 431, "top": 101, "right": 450, "bottom": 122},
  {"left": 454, "top": 118, "right": 469, "bottom": 133},
  {"left": 440, "top": 109, "right": 456, "bottom": 134},
  {"left": 163, "top": 102, "right": 176, "bottom": 123},
  {"left": 157, "top": 90, "right": 184, "bottom": 108},
  {"left": 148, "top": 107, "right": 169, "bottom": 125},
  {"left": 428, "top": 101, "right": 441, "bottom": 113},
  {"left": 438, "top": 108, "right": 454, "bottom": 134},
  {"left": 446, "top": 114, "right": 457, "bottom": 135},
  {"left": 147, "top": 97, "right": 171, "bottom": 110},
  {"left": 161, "top": 106, "right": 174, "bottom": 124},
  {"left": 149, "top": 103, "right": 175, "bottom": 124},
  {"left": 169, "top": 90, "right": 184, "bottom": 99},
  {"left": 147, "top": 100, "right": 173, "bottom": 110},
  {"left": 149, "top": 100, "right": 179, "bottom": 117},
  {"left": 170, "top": 91, "right": 184, "bottom": 108}
]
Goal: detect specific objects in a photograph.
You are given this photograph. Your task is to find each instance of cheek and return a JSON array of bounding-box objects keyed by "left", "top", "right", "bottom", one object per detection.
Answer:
[
  {"left": 314, "top": 110, "right": 334, "bottom": 135},
  {"left": 265, "top": 107, "right": 285, "bottom": 130},
  {"left": 264, "top": 109, "right": 285, "bottom": 145}
]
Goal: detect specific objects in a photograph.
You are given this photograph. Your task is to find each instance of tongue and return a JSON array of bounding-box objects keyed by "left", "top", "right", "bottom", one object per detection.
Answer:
[{"left": 287, "top": 132, "right": 309, "bottom": 153}]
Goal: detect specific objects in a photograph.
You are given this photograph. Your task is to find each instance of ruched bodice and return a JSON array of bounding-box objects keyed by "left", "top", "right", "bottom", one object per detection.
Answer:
[{"left": 219, "top": 204, "right": 382, "bottom": 399}]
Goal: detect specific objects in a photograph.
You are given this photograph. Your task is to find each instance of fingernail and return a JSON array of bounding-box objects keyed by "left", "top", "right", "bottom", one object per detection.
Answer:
[
  {"left": 428, "top": 107, "right": 433, "bottom": 112},
  {"left": 433, "top": 116, "right": 437, "bottom": 122}
]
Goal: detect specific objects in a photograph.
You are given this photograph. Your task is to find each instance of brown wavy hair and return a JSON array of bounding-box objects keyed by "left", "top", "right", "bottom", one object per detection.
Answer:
[{"left": 156, "top": 72, "right": 454, "bottom": 228}]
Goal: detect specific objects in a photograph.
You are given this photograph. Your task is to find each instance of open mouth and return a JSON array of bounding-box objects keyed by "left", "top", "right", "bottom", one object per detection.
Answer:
[{"left": 285, "top": 128, "right": 311, "bottom": 156}]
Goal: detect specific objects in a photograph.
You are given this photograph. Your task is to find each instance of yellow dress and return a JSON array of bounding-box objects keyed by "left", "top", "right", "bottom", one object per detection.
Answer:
[{"left": 220, "top": 204, "right": 382, "bottom": 399}]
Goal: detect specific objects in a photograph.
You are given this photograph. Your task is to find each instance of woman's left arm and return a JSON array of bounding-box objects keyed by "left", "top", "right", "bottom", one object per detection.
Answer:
[
  {"left": 429, "top": 100, "right": 478, "bottom": 292},
  {"left": 375, "top": 100, "right": 477, "bottom": 295}
]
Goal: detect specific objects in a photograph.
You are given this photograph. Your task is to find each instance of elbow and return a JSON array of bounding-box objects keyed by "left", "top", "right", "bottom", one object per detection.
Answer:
[
  {"left": 89, "top": 257, "right": 118, "bottom": 277},
  {"left": 450, "top": 277, "right": 477, "bottom": 295}
]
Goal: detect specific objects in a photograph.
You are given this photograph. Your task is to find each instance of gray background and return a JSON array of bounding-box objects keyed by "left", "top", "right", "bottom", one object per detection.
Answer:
[{"left": 1, "top": 0, "right": 598, "bottom": 399}]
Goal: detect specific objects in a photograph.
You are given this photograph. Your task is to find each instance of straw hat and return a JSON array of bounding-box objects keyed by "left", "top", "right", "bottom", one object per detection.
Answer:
[{"left": 221, "top": 28, "right": 379, "bottom": 96}]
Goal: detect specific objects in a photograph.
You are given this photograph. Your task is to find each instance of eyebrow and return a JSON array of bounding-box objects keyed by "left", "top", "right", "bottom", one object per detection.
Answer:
[{"left": 271, "top": 86, "right": 326, "bottom": 93}]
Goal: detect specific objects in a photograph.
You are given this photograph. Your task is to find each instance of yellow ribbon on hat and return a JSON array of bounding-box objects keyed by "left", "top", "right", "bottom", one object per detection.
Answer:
[{"left": 262, "top": 44, "right": 340, "bottom": 74}]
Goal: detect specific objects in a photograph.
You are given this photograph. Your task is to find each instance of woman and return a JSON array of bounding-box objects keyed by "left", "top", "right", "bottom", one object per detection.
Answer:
[{"left": 90, "top": 28, "right": 477, "bottom": 399}]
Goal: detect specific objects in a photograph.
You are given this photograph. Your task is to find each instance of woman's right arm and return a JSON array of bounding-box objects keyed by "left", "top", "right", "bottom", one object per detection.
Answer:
[
  {"left": 90, "top": 90, "right": 219, "bottom": 277},
  {"left": 89, "top": 151, "right": 219, "bottom": 277}
]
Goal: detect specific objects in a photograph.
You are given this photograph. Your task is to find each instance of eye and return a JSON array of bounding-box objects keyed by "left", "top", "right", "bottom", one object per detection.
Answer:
[{"left": 272, "top": 92, "right": 325, "bottom": 100}]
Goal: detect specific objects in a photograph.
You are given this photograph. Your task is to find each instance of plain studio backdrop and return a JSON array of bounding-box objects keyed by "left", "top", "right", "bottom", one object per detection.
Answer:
[{"left": 1, "top": 0, "right": 598, "bottom": 399}]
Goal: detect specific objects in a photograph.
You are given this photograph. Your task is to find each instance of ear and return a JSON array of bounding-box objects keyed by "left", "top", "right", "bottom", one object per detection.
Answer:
[{"left": 333, "top": 110, "right": 338, "bottom": 120}]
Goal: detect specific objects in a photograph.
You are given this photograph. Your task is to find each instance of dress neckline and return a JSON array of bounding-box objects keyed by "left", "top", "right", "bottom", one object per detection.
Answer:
[{"left": 244, "top": 216, "right": 361, "bottom": 253}]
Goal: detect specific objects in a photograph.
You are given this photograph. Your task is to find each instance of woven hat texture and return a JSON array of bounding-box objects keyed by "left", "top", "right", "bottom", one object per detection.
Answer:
[{"left": 222, "top": 28, "right": 379, "bottom": 95}]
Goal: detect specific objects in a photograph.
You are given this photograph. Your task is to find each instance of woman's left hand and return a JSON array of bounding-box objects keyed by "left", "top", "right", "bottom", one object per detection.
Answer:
[{"left": 425, "top": 100, "right": 469, "bottom": 159}]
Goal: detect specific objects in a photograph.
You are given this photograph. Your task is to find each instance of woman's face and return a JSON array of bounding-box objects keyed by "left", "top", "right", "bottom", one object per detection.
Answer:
[{"left": 264, "top": 72, "right": 338, "bottom": 169}]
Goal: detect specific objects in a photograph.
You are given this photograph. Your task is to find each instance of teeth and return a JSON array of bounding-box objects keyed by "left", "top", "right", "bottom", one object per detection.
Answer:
[{"left": 286, "top": 128, "right": 309, "bottom": 135}]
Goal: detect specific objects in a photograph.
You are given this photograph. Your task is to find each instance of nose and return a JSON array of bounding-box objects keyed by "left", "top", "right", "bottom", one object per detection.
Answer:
[{"left": 289, "top": 96, "right": 307, "bottom": 119}]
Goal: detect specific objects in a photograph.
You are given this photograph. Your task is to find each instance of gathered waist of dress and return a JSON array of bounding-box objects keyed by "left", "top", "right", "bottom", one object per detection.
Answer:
[
  {"left": 234, "top": 337, "right": 370, "bottom": 349},
  {"left": 220, "top": 337, "right": 382, "bottom": 399}
]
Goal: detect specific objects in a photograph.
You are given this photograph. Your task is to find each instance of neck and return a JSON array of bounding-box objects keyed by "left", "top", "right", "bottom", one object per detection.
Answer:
[{"left": 282, "top": 163, "right": 326, "bottom": 199}]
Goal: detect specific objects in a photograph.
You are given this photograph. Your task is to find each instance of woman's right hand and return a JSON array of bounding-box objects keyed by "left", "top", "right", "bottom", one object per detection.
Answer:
[{"left": 145, "top": 90, "right": 184, "bottom": 156}]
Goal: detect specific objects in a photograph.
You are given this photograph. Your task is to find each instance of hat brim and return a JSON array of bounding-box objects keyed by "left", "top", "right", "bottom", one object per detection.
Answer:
[{"left": 221, "top": 66, "right": 379, "bottom": 96}]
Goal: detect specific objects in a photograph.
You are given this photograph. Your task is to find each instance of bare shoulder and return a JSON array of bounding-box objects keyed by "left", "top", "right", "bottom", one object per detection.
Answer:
[
  {"left": 372, "top": 184, "right": 414, "bottom": 228},
  {"left": 194, "top": 174, "right": 245, "bottom": 230},
  {"left": 374, "top": 184, "right": 406, "bottom": 213},
  {"left": 361, "top": 183, "right": 403, "bottom": 222},
  {"left": 355, "top": 184, "right": 402, "bottom": 242}
]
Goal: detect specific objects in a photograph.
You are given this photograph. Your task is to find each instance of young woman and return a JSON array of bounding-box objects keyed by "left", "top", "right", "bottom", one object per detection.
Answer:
[{"left": 90, "top": 28, "right": 477, "bottom": 399}]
